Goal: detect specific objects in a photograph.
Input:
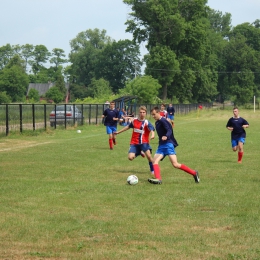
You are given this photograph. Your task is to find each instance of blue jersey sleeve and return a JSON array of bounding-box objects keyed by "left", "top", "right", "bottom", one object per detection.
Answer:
[{"left": 147, "top": 121, "right": 155, "bottom": 131}]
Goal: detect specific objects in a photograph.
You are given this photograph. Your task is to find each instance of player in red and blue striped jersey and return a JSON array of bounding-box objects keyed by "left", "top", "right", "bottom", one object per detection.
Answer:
[
  {"left": 102, "top": 101, "right": 119, "bottom": 150},
  {"left": 115, "top": 106, "right": 155, "bottom": 176},
  {"left": 159, "top": 104, "right": 168, "bottom": 118}
]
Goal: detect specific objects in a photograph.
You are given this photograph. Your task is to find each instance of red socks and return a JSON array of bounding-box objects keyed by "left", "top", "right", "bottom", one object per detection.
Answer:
[
  {"left": 179, "top": 164, "right": 196, "bottom": 176},
  {"left": 238, "top": 152, "right": 243, "bottom": 162},
  {"left": 153, "top": 164, "right": 162, "bottom": 180},
  {"left": 109, "top": 138, "right": 113, "bottom": 149}
]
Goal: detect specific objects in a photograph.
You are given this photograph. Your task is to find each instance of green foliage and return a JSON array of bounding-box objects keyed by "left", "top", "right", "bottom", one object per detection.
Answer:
[
  {"left": 28, "top": 88, "right": 40, "bottom": 102},
  {"left": 0, "top": 91, "right": 11, "bottom": 103},
  {"left": 88, "top": 78, "right": 112, "bottom": 99},
  {"left": 0, "top": 57, "right": 29, "bottom": 102},
  {"left": 95, "top": 39, "right": 142, "bottom": 92},
  {"left": 45, "top": 87, "right": 64, "bottom": 103},
  {"left": 120, "top": 75, "right": 161, "bottom": 103}
]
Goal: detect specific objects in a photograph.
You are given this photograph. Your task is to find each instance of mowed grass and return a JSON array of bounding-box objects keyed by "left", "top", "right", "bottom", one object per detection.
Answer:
[{"left": 0, "top": 108, "right": 260, "bottom": 260}]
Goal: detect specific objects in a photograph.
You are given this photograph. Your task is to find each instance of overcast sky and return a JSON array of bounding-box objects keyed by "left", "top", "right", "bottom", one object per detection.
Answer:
[{"left": 1, "top": 0, "right": 259, "bottom": 59}]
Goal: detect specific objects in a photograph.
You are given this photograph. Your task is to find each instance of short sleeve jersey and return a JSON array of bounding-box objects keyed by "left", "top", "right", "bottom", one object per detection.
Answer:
[
  {"left": 155, "top": 117, "right": 178, "bottom": 147},
  {"left": 128, "top": 118, "right": 155, "bottom": 145},
  {"left": 103, "top": 108, "right": 119, "bottom": 127},
  {"left": 167, "top": 106, "right": 175, "bottom": 115},
  {"left": 159, "top": 110, "right": 167, "bottom": 118},
  {"left": 226, "top": 117, "right": 249, "bottom": 139}
]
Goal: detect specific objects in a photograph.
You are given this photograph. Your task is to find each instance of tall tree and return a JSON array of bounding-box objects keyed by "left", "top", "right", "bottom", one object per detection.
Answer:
[
  {"left": 95, "top": 39, "right": 142, "bottom": 93},
  {"left": 69, "top": 29, "right": 112, "bottom": 87},
  {"left": 124, "top": 0, "right": 217, "bottom": 102},
  {"left": 50, "top": 48, "right": 68, "bottom": 69},
  {"left": 120, "top": 75, "right": 161, "bottom": 104},
  {"left": 29, "top": 45, "right": 50, "bottom": 74},
  {"left": 0, "top": 55, "right": 29, "bottom": 102}
]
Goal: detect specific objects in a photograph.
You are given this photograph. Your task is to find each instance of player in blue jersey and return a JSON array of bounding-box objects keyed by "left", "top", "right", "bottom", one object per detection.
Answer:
[
  {"left": 226, "top": 107, "right": 249, "bottom": 163},
  {"left": 102, "top": 101, "right": 119, "bottom": 150},
  {"left": 167, "top": 103, "right": 175, "bottom": 127},
  {"left": 148, "top": 107, "right": 199, "bottom": 184}
]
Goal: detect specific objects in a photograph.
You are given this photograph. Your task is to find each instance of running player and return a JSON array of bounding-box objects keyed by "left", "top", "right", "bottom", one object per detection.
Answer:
[
  {"left": 148, "top": 106, "right": 199, "bottom": 184},
  {"left": 226, "top": 107, "right": 249, "bottom": 163},
  {"left": 102, "top": 101, "right": 119, "bottom": 150},
  {"left": 115, "top": 106, "right": 155, "bottom": 175},
  {"left": 167, "top": 103, "right": 175, "bottom": 127}
]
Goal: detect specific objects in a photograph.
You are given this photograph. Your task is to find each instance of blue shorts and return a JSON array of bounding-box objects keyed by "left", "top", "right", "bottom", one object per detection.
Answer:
[
  {"left": 129, "top": 143, "right": 152, "bottom": 156},
  {"left": 106, "top": 126, "right": 117, "bottom": 134},
  {"left": 231, "top": 138, "right": 245, "bottom": 148},
  {"left": 155, "top": 142, "right": 176, "bottom": 156},
  {"left": 168, "top": 115, "right": 174, "bottom": 120}
]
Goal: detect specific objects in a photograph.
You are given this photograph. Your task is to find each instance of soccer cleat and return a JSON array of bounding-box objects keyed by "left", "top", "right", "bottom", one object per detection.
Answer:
[
  {"left": 194, "top": 171, "right": 200, "bottom": 183},
  {"left": 113, "top": 139, "right": 116, "bottom": 145},
  {"left": 148, "top": 178, "right": 162, "bottom": 184},
  {"left": 141, "top": 151, "right": 145, "bottom": 158}
]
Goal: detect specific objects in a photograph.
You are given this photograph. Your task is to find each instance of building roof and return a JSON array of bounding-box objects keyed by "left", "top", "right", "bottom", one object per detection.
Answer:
[{"left": 27, "top": 83, "right": 70, "bottom": 96}]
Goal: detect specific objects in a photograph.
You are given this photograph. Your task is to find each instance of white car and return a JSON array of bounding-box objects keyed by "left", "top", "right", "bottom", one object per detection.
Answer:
[{"left": 49, "top": 105, "right": 83, "bottom": 127}]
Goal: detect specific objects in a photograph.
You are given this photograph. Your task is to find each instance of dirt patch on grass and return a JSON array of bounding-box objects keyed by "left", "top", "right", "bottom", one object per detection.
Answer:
[{"left": 0, "top": 139, "right": 52, "bottom": 152}]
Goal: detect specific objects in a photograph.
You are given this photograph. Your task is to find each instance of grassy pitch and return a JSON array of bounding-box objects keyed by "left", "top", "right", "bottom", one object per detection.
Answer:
[{"left": 0, "top": 108, "right": 260, "bottom": 260}]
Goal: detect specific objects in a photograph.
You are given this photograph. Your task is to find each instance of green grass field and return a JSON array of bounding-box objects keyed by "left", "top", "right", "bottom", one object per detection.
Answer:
[{"left": 0, "top": 109, "right": 260, "bottom": 260}]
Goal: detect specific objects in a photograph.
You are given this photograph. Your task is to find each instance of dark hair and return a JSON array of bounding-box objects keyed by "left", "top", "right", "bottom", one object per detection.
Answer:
[
  {"left": 150, "top": 106, "right": 160, "bottom": 113},
  {"left": 233, "top": 107, "right": 238, "bottom": 110}
]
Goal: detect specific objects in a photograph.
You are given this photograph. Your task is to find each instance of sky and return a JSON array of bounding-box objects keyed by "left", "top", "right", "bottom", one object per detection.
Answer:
[{"left": 1, "top": 0, "right": 259, "bottom": 60}]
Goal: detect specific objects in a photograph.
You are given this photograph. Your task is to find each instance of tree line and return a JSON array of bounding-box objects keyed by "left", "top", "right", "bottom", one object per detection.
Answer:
[{"left": 0, "top": 0, "right": 260, "bottom": 105}]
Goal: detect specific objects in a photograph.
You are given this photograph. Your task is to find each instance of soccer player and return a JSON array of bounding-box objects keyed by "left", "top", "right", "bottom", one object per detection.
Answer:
[
  {"left": 115, "top": 106, "right": 155, "bottom": 176},
  {"left": 226, "top": 107, "right": 249, "bottom": 163},
  {"left": 167, "top": 103, "right": 175, "bottom": 127},
  {"left": 148, "top": 106, "right": 199, "bottom": 184},
  {"left": 159, "top": 104, "right": 167, "bottom": 118},
  {"left": 102, "top": 101, "right": 119, "bottom": 150}
]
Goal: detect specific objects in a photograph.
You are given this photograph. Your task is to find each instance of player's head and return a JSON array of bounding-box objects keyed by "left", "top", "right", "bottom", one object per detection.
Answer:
[
  {"left": 160, "top": 104, "right": 165, "bottom": 110},
  {"left": 150, "top": 107, "right": 161, "bottom": 120},
  {"left": 139, "top": 106, "right": 147, "bottom": 119},
  {"left": 109, "top": 101, "right": 115, "bottom": 109},
  {"left": 233, "top": 107, "right": 239, "bottom": 118}
]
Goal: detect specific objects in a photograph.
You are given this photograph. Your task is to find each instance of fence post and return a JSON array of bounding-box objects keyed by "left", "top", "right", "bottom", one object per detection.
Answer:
[
  {"left": 19, "top": 104, "right": 23, "bottom": 133},
  {"left": 44, "top": 104, "right": 47, "bottom": 130},
  {"left": 32, "top": 104, "right": 35, "bottom": 131},
  {"left": 5, "top": 104, "right": 9, "bottom": 136}
]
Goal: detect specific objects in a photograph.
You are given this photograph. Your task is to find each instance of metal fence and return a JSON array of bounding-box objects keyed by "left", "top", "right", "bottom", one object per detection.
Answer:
[{"left": 0, "top": 103, "right": 212, "bottom": 136}]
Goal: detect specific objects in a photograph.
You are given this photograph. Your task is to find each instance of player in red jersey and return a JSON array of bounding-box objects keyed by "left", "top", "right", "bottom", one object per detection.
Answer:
[
  {"left": 115, "top": 106, "right": 155, "bottom": 175},
  {"left": 159, "top": 104, "right": 168, "bottom": 118}
]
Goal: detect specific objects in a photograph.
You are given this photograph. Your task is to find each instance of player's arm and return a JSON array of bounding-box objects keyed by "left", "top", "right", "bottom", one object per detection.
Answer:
[
  {"left": 242, "top": 124, "right": 249, "bottom": 128},
  {"left": 150, "top": 130, "right": 155, "bottom": 140},
  {"left": 226, "top": 119, "right": 233, "bottom": 131},
  {"left": 115, "top": 125, "right": 130, "bottom": 135}
]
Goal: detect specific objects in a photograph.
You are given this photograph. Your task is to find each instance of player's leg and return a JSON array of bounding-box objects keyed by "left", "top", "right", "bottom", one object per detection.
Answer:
[
  {"left": 128, "top": 145, "right": 137, "bottom": 161},
  {"left": 106, "top": 126, "right": 114, "bottom": 150},
  {"left": 148, "top": 153, "right": 163, "bottom": 184},
  {"left": 111, "top": 126, "right": 117, "bottom": 145},
  {"left": 237, "top": 138, "right": 245, "bottom": 163},
  {"left": 142, "top": 144, "right": 154, "bottom": 175},
  {"left": 232, "top": 139, "right": 238, "bottom": 152},
  {"left": 168, "top": 154, "right": 199, "bottom": 183}
]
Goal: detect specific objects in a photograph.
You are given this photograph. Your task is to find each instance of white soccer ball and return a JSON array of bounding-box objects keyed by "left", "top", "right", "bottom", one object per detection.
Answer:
[
  {"left": 77, "top": 130, "right": 81, "bottom": 133},
  {"left": 127, "top": 175, "right": 138, "bottom": 185}
]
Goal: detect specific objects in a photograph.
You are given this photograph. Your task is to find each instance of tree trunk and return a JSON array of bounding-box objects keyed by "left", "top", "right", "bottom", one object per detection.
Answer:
[{"left": 162, "top": 83, "right": 167, "bottom": 100}]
